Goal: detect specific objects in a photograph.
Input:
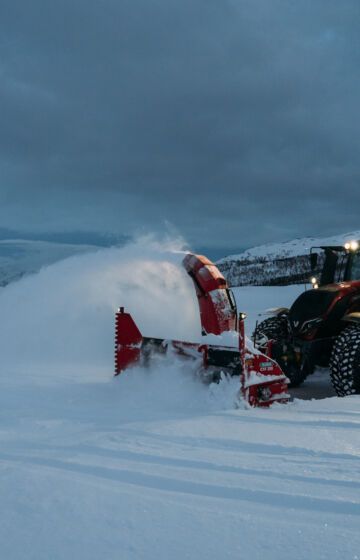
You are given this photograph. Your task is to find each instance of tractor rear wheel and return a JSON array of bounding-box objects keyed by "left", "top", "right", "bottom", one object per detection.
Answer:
[
  {"left": 253, "top": 315, "right": 314, "bottom": 388},
  {"left": 330, "top": 325, "right": 360, "bottom": 396}
]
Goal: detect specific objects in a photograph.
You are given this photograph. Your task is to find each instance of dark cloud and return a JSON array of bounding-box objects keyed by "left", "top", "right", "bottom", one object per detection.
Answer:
[{"left": 0, "top": 0, "right": 359, "bottom": 248}]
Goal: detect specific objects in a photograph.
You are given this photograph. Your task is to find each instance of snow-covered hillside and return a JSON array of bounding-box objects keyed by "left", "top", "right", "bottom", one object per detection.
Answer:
[
  {"left": 0, "top": 241, "right": 359, "bottom": 560},
  {"left": 0, "top": 239, "right": 98, "bottom": 287},
  {"left": 218, "top": 230, "right": 360, "bottom": 286}
]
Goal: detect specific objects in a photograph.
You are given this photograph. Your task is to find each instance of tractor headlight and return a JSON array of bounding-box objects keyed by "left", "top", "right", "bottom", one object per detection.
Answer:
[
  {"left": 310, "top": 277, "right": 319, "bottom": 289},
  {"left": 345, "top": 240, "right": 359, "bottom": 251}
]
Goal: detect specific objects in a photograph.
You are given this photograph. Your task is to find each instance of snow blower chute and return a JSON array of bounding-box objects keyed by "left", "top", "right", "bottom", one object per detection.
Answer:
[{"left": 115, "top": 254, "right": 289, "bottom": 407}]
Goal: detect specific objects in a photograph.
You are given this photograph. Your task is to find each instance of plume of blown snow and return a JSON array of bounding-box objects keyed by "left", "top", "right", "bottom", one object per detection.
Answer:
[
  {"left": 0, "top": 236, "right": 202, "bottom": 371},
  {"left": 0, "top": 234, "right": 241, "bottom": 413},
  {"left": 111, "top": 354, "right": 240, "bottom": 419}
]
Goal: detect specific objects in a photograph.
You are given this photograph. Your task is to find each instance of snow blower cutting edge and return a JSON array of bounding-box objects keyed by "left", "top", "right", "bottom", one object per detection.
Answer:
[{"left": 114, "top": 253, "right": 289, "bottom": 407}]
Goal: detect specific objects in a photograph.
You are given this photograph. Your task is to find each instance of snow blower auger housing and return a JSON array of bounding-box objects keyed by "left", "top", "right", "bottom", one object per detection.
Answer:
[{"left": 115, "top": 253, "right": 289, "bottom": 407}]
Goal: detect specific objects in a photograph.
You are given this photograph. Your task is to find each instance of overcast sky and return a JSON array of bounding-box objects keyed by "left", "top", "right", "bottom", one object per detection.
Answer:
[{"left": 1, "top": 0, "right": 360, "bottom": 249}]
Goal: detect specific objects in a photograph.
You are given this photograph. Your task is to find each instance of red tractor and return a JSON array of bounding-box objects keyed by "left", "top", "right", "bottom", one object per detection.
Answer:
[
  {"left": 114, "top": 253, "right": 289, "bottom": 408},
  {"left": 253, "top": 240, "right": 360, "bottom": 396}
]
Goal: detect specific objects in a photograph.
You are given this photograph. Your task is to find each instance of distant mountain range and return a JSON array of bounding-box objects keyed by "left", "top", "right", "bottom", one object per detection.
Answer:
[
  {"left": 0, "top": 229, "right": 131, "bottom": 287},
  {"left": 0, "top": 239, "right": 102, "bottom": 287},
  {"left": 217, "top": 231, "right": 360, "bottom": 286}
]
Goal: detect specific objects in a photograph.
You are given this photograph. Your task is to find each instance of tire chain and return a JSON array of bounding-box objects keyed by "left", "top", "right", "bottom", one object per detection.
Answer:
[{"left": 330, "top": 325, "right": 360, "bottom": 396}]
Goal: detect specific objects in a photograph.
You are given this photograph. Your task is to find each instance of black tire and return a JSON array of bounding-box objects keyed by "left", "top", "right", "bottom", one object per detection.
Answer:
[
  {"left": 253, "top": 315, "right": 289, "bottom": 344},
  {"left": 330, "top": 325, "right": 360, "bottom": 396},
  {"left": 253, "top": 315, "right": 314, "bottom": 388}
]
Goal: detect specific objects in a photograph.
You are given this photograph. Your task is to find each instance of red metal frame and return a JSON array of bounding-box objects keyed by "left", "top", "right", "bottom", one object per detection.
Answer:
[{"left": 114, "top": 308, "right": 143, "bottom": 372}]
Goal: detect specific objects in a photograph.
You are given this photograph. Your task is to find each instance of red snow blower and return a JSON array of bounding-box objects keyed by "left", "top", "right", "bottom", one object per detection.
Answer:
[{"left": 114, "top": 254, "right": 289, "bottom": 407}]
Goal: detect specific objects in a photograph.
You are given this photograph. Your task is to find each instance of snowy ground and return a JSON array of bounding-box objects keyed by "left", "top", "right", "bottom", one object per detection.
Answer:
[{"left": 0, "top": 243, "right": 359, "bottom": 560}]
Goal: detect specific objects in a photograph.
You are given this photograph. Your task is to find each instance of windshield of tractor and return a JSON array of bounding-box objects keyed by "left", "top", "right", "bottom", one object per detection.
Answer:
[{"left": 349, "top": 252, "right": 360, "bottom": 280}]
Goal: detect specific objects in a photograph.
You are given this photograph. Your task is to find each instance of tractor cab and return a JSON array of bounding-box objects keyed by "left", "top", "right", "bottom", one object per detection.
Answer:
[
  {"left": 310, "top": 240, "right": 360, "bottom": 288},
  {"left": 287, "top": 240, "right": 360, "bottom": 341}
]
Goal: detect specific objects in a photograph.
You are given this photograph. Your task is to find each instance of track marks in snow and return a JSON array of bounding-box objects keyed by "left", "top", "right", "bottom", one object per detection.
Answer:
[
  {"left": 4, "top": 442, "right": 360, "bottom": 492},
  {"left": 113, "top": 428, "right": 360, "bottom": 463},
  {"left": 1, "top": 450, "right": 360, "bottom": 518},
  {"left": 234, "top": 414, "right": 360, "bottom": 431}
]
